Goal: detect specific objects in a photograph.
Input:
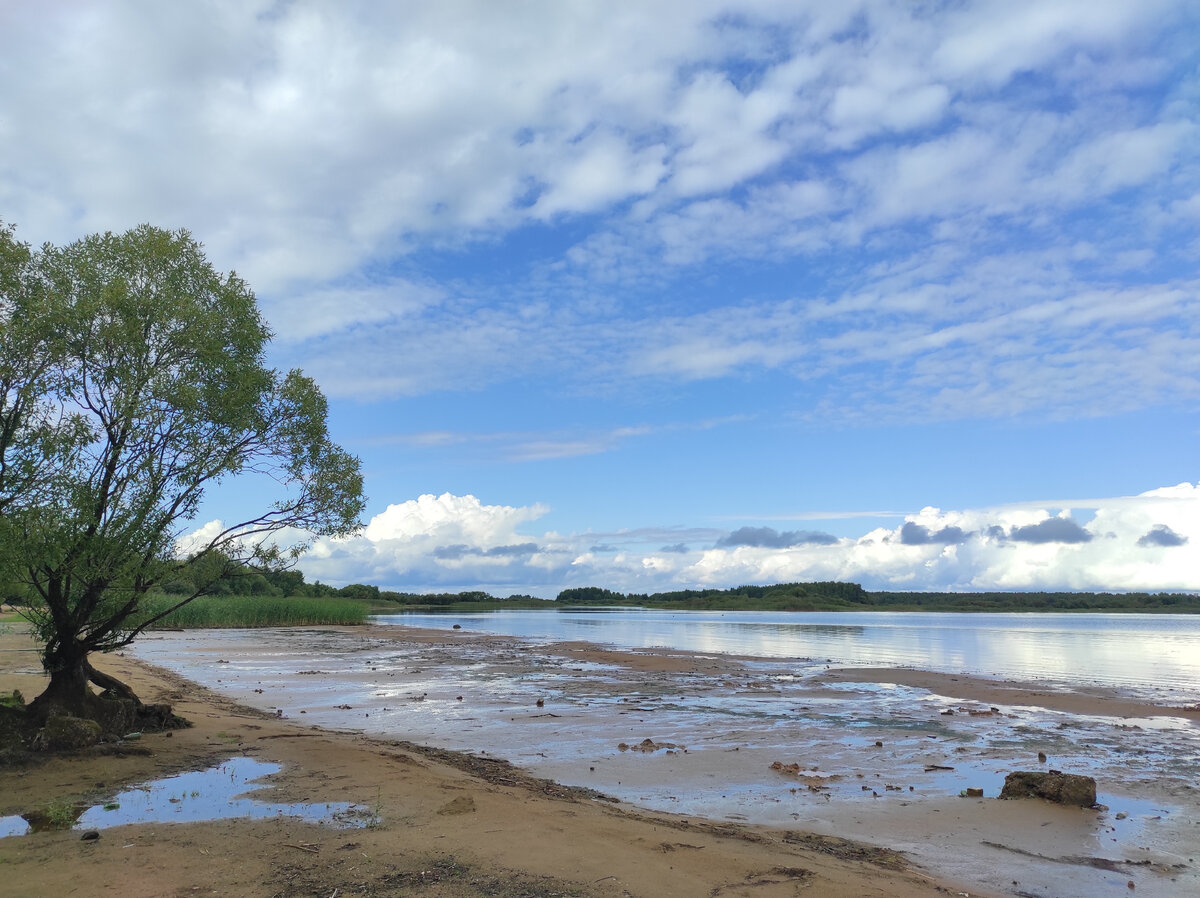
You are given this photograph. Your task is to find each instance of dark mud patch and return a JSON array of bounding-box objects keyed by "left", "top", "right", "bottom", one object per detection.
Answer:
[
  {"left": 271, "top": 854, "right": 593, "bottom": 897},
  {"left": 379, "top": 739, "right": 618, "bottom": 804}
]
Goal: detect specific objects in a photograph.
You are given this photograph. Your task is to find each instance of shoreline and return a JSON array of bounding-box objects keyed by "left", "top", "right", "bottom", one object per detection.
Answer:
[
  {"left": 5, "top": 623, "right": 1198, "bottom": 896},
  {"left": 0, "top": 625, "right": 990, "bottom": 898}
]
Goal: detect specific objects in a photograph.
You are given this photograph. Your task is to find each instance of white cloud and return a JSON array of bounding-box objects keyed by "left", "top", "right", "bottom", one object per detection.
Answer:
[
  {"left": 931, "top": 0, "right": 1176, "bottom": 86},
  {"left": 173, "top": 519, "right": 227, "bottom": 558},
  {"left": 3, "top": 1, "right": 1197, "bottom": 432},
  {"left": 224, "top": 484, "right": 1200, "bottom": 595},
  {"left": 682, "top": 484, "right": 1200, "bottom": 592},
  {"left": 362, "top": 493, "right": 547, "bottom": 544},
  {"left": 531, "top": 132, "right": 667, "bottom": 218},
  {"left": 269, "top": 279, "right": 444, "bottom": 342}
]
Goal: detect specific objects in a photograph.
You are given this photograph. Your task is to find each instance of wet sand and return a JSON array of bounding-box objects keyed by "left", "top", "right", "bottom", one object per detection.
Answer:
[
  {"left": 822, "top": 666, "right": 1200, "bottom": 720},
  {"left": 4, "top": 622, "right": 1198, "bottom": 897}
]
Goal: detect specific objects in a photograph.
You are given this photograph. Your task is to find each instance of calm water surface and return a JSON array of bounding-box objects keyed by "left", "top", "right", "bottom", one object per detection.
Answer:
[{"left": 377, "top": 609, "right": 1200, "bottom": 703}]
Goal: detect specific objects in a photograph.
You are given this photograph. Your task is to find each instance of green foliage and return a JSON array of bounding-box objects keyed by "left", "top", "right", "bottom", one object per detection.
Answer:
[
  {"left": 45, "top": 801, "right": 79, "bottom": 830},
  {"left": 866, "top": 590, "right": 1200, "bottom": 612},
  {"left": 338, "top": 582, "right": 380, "bottom": 601},
  {"left": 0, "top": 222, "right": 366, "bottom": 701},
  {"left": 554, "top": 582, "right": 1199, "bottom": 613},
  {"left": 555, "top": 582, "right": 870, "bottom": 610},
  {"left": 138, "top": 594, "right": 367, "bottom": 628},
  {"left": 556, "top": 586, "right": 625, "bottom": 605},
  {"left": 263, "top": 568, "right": 306, "bottom": 596},
  {"left": 372, "top": 590, "right": 553, "bottom": 610}
]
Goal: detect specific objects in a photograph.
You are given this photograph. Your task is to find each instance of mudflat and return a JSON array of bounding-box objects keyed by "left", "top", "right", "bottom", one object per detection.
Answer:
[{"left": 0, "top": 624, "right": 991, "bottom": 898}]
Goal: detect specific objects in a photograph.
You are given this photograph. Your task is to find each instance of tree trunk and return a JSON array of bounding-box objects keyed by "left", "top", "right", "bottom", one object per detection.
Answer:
[
  {"left": 30, "top": 639, "right": 95, "bottom": 720},
  {"left": 29, "top": 638, "right": 189, "bottom": 739}
]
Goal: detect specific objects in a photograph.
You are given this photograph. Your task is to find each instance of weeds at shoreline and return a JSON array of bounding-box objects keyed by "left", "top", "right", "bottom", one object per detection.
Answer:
[{"left": 138, "top": 595, "right": 367, "bottom": 629}]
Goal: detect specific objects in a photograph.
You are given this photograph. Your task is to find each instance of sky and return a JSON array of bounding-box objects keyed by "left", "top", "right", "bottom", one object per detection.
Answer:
[{"left": 2, "top": 1, "right": 1199, "bottom": 595}]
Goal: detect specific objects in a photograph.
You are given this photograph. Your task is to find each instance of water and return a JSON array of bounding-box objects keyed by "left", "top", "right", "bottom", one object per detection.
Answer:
[
  {"left": 127, "top": 612, "right": 1200, "bottom": 898},
  {"left": 379, "top": 609, "right": 1200, "bottom": 704},
  {"left": 0, "top": 757, "right": 370, "bottom": 837}
]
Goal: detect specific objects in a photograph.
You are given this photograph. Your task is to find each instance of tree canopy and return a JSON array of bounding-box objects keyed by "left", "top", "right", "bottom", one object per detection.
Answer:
[{"left": 0, "top": 222, "right": 365, "bottom": 724}]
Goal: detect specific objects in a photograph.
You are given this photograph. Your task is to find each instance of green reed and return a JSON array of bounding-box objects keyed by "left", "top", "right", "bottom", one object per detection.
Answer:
[{"left": 140, "top": 595, "right": 368, "bottom": 629}]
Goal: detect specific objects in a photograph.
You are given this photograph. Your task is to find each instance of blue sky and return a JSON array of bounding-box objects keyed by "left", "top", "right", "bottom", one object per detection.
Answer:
[{"left": 3, "top": 1, "right": 1199, "bottom": 594}]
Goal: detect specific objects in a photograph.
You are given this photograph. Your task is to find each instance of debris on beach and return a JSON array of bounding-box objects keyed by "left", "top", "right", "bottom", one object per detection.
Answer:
[
  {"left": 769, "top": 762, "right": 842, "bottom": 792},
  {"left": 999, "top": 770, "right": 1097, "bottom": 807},
  {"left": 618, "top": 738, "right": 679, "bottom": 753}
]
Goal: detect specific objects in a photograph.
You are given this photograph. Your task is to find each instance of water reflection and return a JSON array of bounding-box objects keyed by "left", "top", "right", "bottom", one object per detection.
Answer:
[
  {"left": 0, "top": 758, "right": 369, "bottom": 837},
  {"left": 379, "top": 610, "right": 1200, "bottom": 702}
]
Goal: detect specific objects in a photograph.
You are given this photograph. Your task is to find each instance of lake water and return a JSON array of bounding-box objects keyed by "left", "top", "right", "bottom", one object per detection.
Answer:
[
  {"left": 131, "top": 610, "right": 1200, "bottom": 898},
  {"left": 377, "top": 609, "right": 1200, "bottom": 704}
]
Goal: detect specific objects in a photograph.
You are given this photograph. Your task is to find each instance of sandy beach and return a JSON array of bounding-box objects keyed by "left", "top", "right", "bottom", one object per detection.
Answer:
[{"left": 2, "top": 622, "right": 1196, "bottom": 897}]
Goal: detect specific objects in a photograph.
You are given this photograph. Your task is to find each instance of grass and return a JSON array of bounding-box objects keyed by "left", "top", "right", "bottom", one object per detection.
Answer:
[
  {"left": 43, "top": 799, "right": 79, "bottom": 830},
  {"left": 0, "top": 690, "right": 24, "bottom": 709},
  {"left": 140, "top": 594, "right": 368, "bottom": 629},
  {"left": 374, "top": 599, "right": 554, "bottom": 614}
]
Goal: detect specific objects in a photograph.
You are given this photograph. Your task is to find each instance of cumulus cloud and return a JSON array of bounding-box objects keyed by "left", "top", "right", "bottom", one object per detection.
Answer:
[
  {"left": 899, "top": 522, "right": 968, "bottom": 545},
  {"left": 190, "top": 483, "right": 1200, "bottom": 595},
  {"left": 1137, "top": 524, "right": 1188, "bottom": 547},
  {"left": 361, "top": 493, "right": 547, "bottom": 544},
  {"left": 1007, "top": 517, "right": 1093, "bottom": 544},
  {"left": 717, "top": 526, "right": 840, "bottom": 548}
]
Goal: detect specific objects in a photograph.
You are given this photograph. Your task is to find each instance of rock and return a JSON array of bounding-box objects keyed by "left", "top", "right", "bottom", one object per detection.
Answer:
[
  {"left": 965, "top": 787, "right": 984, "bottom": 797},
  {"left": 33, "top": 714, "right": 103, "bottom": 752},
  {"left": 80, "top": 830, "right": 99, "bottom": 841},
  {"left": 620, "top": 738, "right": 678, "bottom": 753},
  {"left": 999, "top": 770, "right": 1097, "bottom": 807}
]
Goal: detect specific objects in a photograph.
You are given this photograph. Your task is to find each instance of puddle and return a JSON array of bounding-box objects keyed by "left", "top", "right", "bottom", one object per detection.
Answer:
[{"left": 0, "top": 757, "right": 371, "bottom": 837}]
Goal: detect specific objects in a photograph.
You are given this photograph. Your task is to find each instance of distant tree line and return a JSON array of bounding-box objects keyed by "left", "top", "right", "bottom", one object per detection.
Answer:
[
  {"left": 556, "top": 582, "right": 870, "bottom": 611},
  {"left": 9, "top": 565, "right": 1196, "bottom": 614},
  {"left": 556, "top": 583, "right": 1200, "bottom": 612},
  {"left": 374, "top": 590, "right": 542, "bottom": 606}
]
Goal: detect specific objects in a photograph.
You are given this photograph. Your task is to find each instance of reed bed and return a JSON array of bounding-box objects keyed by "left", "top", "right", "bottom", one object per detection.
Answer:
[{"left": 141, "top": 595, "right": 368, "bottom": 629}]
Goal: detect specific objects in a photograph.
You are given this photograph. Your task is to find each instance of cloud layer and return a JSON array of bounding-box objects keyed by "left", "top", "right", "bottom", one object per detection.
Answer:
[
  {"left": 189, "top": 483, "right": 1200, "bottom": 595},
  {"left": 7, "top": 4, "right": 1198, "bottom": 595},
  {"left": 2, "top": 2, "right": 1197, "bottom": 424}
]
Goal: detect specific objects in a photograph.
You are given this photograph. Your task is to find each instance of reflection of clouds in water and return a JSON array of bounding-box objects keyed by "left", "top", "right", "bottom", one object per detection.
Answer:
[{"left": 378, "top": 610, "right": 1200, "bottom": 702}]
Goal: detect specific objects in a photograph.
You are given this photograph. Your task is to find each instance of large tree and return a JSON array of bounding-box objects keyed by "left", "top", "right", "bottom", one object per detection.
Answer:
[{"left": 0, "top": 224, "right": 364, "bottom": 728}]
